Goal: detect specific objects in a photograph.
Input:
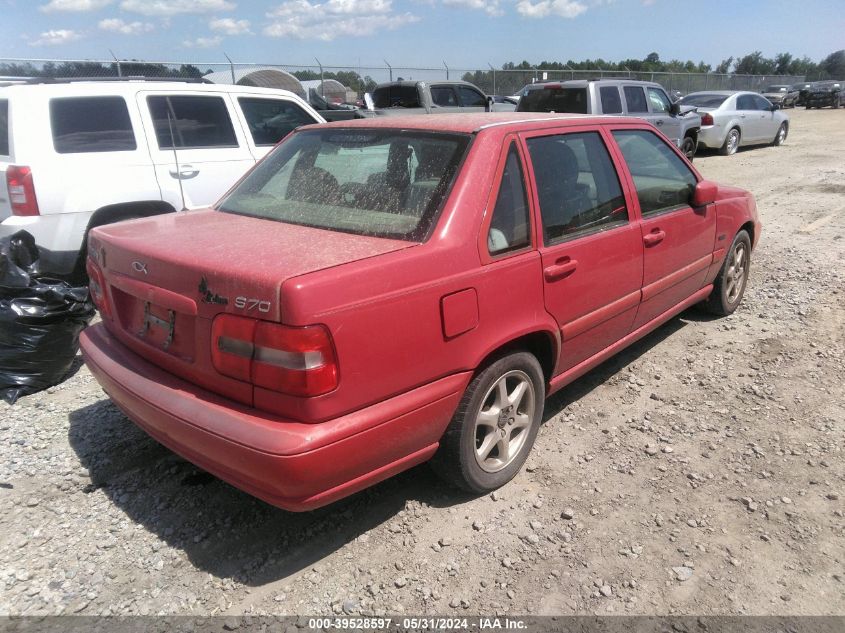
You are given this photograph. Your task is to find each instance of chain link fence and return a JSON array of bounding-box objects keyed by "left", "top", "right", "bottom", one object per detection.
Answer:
[{"left": 0, "top": 57, "right": 806, "bottom": 99}]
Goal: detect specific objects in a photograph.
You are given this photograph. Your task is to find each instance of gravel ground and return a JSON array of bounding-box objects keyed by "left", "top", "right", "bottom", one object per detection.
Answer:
[{"left": 1, "top": 108, "right": 843, "bottom": 618}]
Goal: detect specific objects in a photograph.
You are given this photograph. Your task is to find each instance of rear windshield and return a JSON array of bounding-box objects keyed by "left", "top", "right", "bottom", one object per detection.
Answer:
[
  {"left": 50, "top": 96, "right": 136, "bottom": 153},
  {"left": 218, "top": 129, "right": 471, "bottom": 241},
  {"left": 765, "top": 86, "right": 788, "bottom": 92},
  {"left": 372, "top": 85, "right": 420, "bottom": 108},
  {"left": 0, "top": 100, "right": 8, "bottom": 156},
  {"left": 679, "top": 94, "right": 729, "bottom": 108},
  {"left": 516, "top": 87, "right": 588, "bottom": 114}
]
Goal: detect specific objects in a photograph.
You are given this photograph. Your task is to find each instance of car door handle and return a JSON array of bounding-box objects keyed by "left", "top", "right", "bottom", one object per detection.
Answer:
[
  {"left": 643, "top": 229, "right": 666, "bottom": 247},
  {"left": 543, "top": 258, "right": 578, "bottom": 281},
  {"left": 739, "top": 114, "right": 746, "bottom": 118},
  {"left": 655, "top": 120, "right": 664, "bottom": 126},
  {"left": 169, "top": 165, "right": 199, "bottom": 179}
]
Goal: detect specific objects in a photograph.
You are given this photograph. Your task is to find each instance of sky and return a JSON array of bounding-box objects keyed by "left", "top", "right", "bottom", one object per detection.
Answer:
[{"left": 0, "top": 0, "right": 843, "bottom": 73}]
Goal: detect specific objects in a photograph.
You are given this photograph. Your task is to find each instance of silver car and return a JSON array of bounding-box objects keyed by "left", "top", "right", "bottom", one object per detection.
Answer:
[{"left": 679, "top": 91, "right": 790, "bottom": 156}]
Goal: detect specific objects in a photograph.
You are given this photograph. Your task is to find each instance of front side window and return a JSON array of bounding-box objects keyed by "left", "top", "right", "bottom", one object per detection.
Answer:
[
  {"left": 623, "top": 86, "right": 648, "bottom": 113},
  {"left": 50, "top": 96, "right": 136, "bottom": 154},
  {"left": 218, "top": 129, "right": 470, "bottom": 241},
  {"left": 599, "top": 86, "right": 622, "bottom": 114},
  {"left": 0, "top": 100, "right": 8, "bottom": 156},
  {"left": 488, "top": 144, "right": 530, "bottom": 255},
  {"left": 458, "top": 86, "right": 486, "bottom": 107},
  {"left": 238, "top": 97, "right": 316, "bottom": 146},
  {"left": 431, "top": 86, "right": 458, "bottom": 107},
  {"left": 612, "top": 129, "right": 696, "bottom": 217},
  {"left": 753, "top": 95, "right": 773, "bottom": 110},
  {"left": 647, "top": 88, "right": 672, "bottom": 114},
  {"left": 147, "top": 95, "right": 237, "bottom": 149},
  {"left": 527, "top": 131, "right": 628, "bottom": 244}
]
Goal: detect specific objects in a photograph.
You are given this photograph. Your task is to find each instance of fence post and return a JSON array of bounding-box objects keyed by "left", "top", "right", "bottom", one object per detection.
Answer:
[
  {"left": 384, "top": 59, "right": 392, "bottom": 82},
  {"left": 315, "top": 57, "right": 324, "bottom": 97},
  {"left": 224, "top": 52, "right": 235, "bottom": 84},
  {"left": 488, "top": 63, "right": 496, "bottom": 95},
  {"left": 444, "top": 61, "right": 449, "bottom": 80},
  {"left": 109, "top": 49, "right": 121, "bottom": 78}
]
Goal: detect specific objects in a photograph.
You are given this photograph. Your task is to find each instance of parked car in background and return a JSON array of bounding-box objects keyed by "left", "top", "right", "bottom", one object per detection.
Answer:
[
  {"left": 80, "top": 112, "right": 760, "bottom": 510},
  {"left": 804, "top": 81, "right": 843, "bottom": 109},
  {"left": 792, "top": 82, "right": 813, "bottom": 105},
  {"left": 0, "top": 78, "right": 323, "bottom": 279},
  {"left": 679, "top": 91, "right": 789, "bottom": 156},
  {"left": 762, "top": 84, "right": 799, "bottom": 108},
  {"left": 369, "top": 80, "right": 515, "bottom": 115},
  {"left": 516, "top": 79, "right": 701, "bottom": 160}
]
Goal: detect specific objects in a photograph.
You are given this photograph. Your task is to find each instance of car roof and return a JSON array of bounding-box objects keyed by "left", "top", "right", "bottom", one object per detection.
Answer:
[
  {"left": 373, "top": 80, "right": 479, "bottom": 89},
  {"left": 299, "top": 112, "right": 643, "bottom": 134},
  {"left": 525, "top": 79, "right": 665, "bottom": 89},
  {"left": 0, "top": 79, "right": 302, "bottom": 100}
]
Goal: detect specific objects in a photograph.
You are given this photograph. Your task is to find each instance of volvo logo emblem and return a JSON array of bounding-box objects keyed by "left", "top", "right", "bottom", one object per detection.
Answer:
[{"left": 132, "top": 261, "right": 148, "bottom": 275}]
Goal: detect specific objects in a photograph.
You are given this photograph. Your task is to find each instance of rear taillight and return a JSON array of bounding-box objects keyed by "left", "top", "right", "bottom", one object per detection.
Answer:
[
  {"left": 86, "top": 257, "right": 111, "bottom": 318},
  {"left": 212, "top": 314, "right": 338, "bottom": 397},
  {"left": 6, "top": 166, "right": 40, "bottom": 216},
  {"left": 700, "top": 113, "right": 714, "bottom": 126}
]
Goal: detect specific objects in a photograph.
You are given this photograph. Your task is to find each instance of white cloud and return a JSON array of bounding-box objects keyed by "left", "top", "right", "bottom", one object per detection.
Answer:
[
  {"left": 515, "top": 0, "right": 586, "bottom": 18},
  {"left": 40, "top": 0, "right": 111, "bottom": 12},
  {"left": 98, "top": 18, "right": 154, "bottom": 34},
  {"left": 209, "top": 17, "right": 252, "bottom": 35},
  {"left": 442, "top": 0, "right": 502, "bottom": 16},
  {"left": 264, "top": 0, "right": 418, "bottom": 41},
  {"left": 121, "top": 0, "right": 234, "bottom": 16},
  {"left": 30, "top": 29, "right": 84, "bottom": 45},
  {"left": 183, "top": 35, "right": 223, "bottom": 48}
]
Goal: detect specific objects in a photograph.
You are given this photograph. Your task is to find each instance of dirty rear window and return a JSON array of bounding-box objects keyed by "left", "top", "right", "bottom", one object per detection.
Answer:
[
  {"left": 0, "top": 100, "right": 8, "bottom": 156},
  {"left": 679, "top": 94, "right": 729, "bottom": 108},
  {"left": 372, "top": 85, "right": 420, "bottom": 108},
  {"left": 218, "top": 129, "right": 471, "bottom": 241},
  {"left": 516, "top": 87, "right": 588, "bottom": 114}
]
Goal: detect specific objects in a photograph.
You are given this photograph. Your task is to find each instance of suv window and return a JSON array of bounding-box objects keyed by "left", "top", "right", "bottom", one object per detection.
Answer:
[
  {"left": 599, "top": 86, "right": 622, "bottom": 114},
  {"left": 488, "top": 144, "right": 530, "bottom": 255},
  {"left": 527, "top": 131, "right": 628, "bottom": 244},
  {"left": 517, "top": 87, "right": 588, "bottom": 114},
  {"left": 147, "top": 95, "right": 237, "bottom": 149},
  {"left": 431, "top": 86, "right": 458, "bottom": 107},
  {"left": 612, "top": 129, "right": 696, "bottom": 217},
  {"left": 0, "top": 100, "right": 8, "bottom": 156},
  {"left": 623, "top": 86, "right": 649, "bottom": 113},
  {"left": 458, "top": 86, "right": 486, "bottom": 107},
  {"left": 238, "top": 97, "right": 314, "bottom": 146},
  {"left": 50, "top": 96, "right": 136, "bottom": 154},
  {"left": 647, "top": 88, "right": 672, "bottom": 114}
]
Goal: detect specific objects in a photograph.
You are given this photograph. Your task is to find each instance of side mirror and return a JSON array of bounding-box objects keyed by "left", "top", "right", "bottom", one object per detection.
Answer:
[
  {"left": 485, "top": 96, "right": 494, "bottom": 112},
  {"left": 669, "top": 101, "right": 681, "bottom": 116},
  {"left": 770, "top": 103, "right": 780, "bottom": 111},
  {"left": 691, "top": 180, "right": 718, "bottom": 207}
]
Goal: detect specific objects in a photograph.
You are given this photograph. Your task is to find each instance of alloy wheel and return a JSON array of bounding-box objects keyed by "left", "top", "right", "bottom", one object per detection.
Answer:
[
  {"left": 725, "top": 241, "right": 747, "bottom": 304},
  {"left": 473, "top": 370, "right": 536, "bottom": 473}
]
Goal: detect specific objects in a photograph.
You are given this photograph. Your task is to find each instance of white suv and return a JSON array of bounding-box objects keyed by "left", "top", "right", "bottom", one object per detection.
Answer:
[{"left": 0, "top": 78, "right": 324, "bottom": 278}]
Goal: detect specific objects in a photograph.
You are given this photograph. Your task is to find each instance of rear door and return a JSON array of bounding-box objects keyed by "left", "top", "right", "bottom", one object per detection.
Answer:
[
  {"left": 522, "top": 125, "right": 643, "bottom": 372},
  {"left": 610, "top": 127, "right": 715, "bottom": 329},
  {"left": 735, "top": 94, "right": 763, "bottom": 142},
  {"left": 138, "top": 90, "right": 256, "bottom": 209}
]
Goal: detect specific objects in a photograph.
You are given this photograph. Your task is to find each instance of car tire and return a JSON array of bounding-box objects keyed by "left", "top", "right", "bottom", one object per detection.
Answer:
[
  {"left": 719, "top": 127, "right": 740, "bottom": 156},
  {"left": 680, "top": 136, "right": 696, "bottom": 162},
  {"left": 431, "top": 351, "right": 545, "bottom": 494},
  {"left": 705, "top": 230, "right": 752, "bottom": 316},
  {"left": 772, "top": 123, "right": 788, "bottom": 146}
]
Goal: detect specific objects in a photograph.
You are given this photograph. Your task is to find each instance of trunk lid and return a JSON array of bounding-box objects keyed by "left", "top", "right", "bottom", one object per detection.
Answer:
[{"left": 90, "top": 208, "right": 414, "bottom": 405}]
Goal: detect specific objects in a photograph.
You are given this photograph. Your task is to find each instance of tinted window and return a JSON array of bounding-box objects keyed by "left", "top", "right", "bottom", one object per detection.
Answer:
[
  {"left": 527, "top": 132, "right": 628, "bottom": 244},
  {"left": 599, "top": 86, "right": 622, "bottom": 114},
  {"left": 0, "top": 100, "right": 8, "bottom": 156},
  {"left": 612, "top": 129, "right": 696, "bottom": 217},
  {"left": 488, "top": 144, "right": 530, "bottom": 255},
  {"left": 679, "top": 94, "right": 728, "bottom": 108},
  {"left": 647, "top": 88, "right": 672, "bottom": 114},
  {"left": 458, "top": 86, "right": 486, "bottom": 107},
  {"left": 517, "top": 87, "right": 588, "bottom": 114},
  {"left": 372, "top": 85, "right": 420, "bottom": 108},
  {"left": 219, "top": 129, "right": 470, "bottom": 241},
  {"left": 50, "top": 97, "right": 136, "bottom": 154},
  {"left": 623, "top": 86, "right": 648, "bottom": 113},
  {"left": 431, "top": 86, "right": 458, "bottom": 107},
  {"left": 736, "top": 94, "right": 756, "bottom": 110},
  {"left": 238, "top": 97, "right": 315, "bottom": 146},
  {"left": 147, "top": 95, "right": 237, "bottom": 149}
]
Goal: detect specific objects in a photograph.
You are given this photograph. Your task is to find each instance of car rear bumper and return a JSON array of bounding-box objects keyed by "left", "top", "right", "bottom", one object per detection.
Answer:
[
  {"left": 696, "top": 126, "right": 727, "bottom": 149},
  {"left": 80, "top": 323, "right": 469, "bottom": 511}
]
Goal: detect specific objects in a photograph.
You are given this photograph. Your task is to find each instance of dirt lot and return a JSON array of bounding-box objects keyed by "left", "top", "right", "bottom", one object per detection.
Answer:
[{"left": 1, "top": 108, "right": 843, "bottom": 618}]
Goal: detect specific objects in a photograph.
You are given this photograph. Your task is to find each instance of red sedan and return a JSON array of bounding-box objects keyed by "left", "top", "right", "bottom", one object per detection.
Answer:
[{"left": 80, "top": 113, "right": 761, "bottom": 511}]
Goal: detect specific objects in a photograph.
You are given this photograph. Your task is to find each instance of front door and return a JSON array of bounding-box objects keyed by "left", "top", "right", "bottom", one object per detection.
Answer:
[
  {"left": 522, "top": 128, "right": 643, "bottom": 373},
  {"left": 610, "top": 128, "right": 716, "bottom": 329},
  {"left": 646, "top": 86, "right": 682, "bottom": 146}
]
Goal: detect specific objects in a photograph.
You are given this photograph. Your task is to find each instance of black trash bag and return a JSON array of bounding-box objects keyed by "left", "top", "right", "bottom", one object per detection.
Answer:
[{"left": 0, "top": 231, "right": 95, "bottom": 404}]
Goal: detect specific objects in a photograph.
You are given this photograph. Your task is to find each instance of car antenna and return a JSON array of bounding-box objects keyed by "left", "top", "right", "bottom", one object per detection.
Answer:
[{"left": 167, "top": 110, "right": 187, "bottom": 212}]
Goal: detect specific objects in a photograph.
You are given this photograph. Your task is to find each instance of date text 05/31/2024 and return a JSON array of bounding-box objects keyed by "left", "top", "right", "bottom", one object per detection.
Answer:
[{"left": 306, "top": 617, "right": 528, "bottom": 630}]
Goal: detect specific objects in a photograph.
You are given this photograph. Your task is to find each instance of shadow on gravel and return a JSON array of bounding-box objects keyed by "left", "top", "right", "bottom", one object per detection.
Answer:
[{"left": 66, "top": 309, "right": 695, "bottom": 587}]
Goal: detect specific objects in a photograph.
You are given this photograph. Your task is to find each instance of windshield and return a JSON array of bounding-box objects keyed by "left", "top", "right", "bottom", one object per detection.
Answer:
[
  {"left": 218, "top": 128, "right": 471, "bottom": 241},
  {"left": 679, "top": 94, "right": 728, "bottom": 108},
  {"left": 516, "top": 87, "right": 588, "bottom": 113}
]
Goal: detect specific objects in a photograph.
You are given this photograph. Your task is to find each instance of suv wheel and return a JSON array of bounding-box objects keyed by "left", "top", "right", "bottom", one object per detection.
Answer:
[
  {"left": 431, "top": 351, "right": 544, "bottom": 493},
  {"left": 680, "top": 136, "right": 696, "bottom": 162},
  {"left": 719, "top": 128, "right": 740, "bottom": 156}
]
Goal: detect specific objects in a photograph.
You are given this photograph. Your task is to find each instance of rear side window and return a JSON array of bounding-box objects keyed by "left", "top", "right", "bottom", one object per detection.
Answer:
[
  {"left": 488, "top": 144, "right": 530, "bottom": 255},
  {"left": 50, "top": 97, "right": 136, "bottom": 154},
  {"left": 517, "top": 87, "right": 588, "bottom": 114},
  {"left": 527, "top": 131, "right": 628, "bottom": 244},
  {"left": 0, "top": 100, "right": 8, "bottom": 156},
  {"left": 623, "top": 86, "right": 648, "bottom": 113},
  {"left": 599, "top": 86, "right": 622, "bottom": 114},
  {"left": 147, "top": 95, "right": 237, "bottom": 149},
  {"left": 736, "top": 95, "right": 756, "bottom": 110},
  {"left": 372, "top": 85, "right": 420, "bottom": 108},
  {"left": 238, "top": 97, "right": 315, "bottom": 146}
]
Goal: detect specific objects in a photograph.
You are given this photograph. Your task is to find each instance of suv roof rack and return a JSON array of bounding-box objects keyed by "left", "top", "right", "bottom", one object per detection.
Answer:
[{"left": 21, "top": 76, "right": 213, "bottom": 85}]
